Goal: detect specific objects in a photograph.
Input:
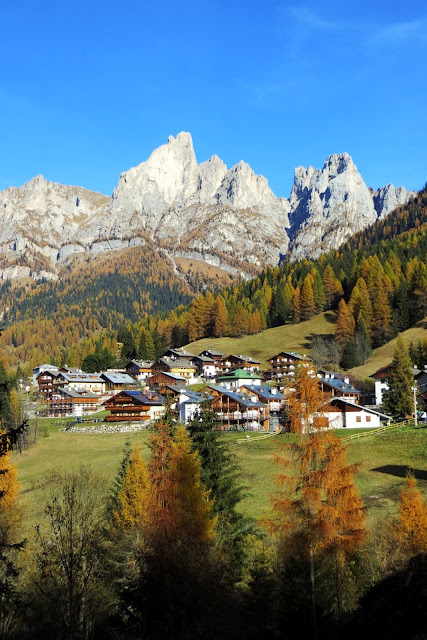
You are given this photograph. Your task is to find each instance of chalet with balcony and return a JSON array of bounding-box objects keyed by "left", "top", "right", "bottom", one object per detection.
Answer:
[
  {"left": 125, "top": 360, "right": 154, "bottom": 381},
  {"left": 241, "top": 384, "right": 286, "bottom": 430},
  {"left": 264, "top": 351, "right": 310, "bottom": 382},
  {"left": 191, "top": 355, "right": 216, "bottom": 378},
  {"left": 219, "top": 354, "right": 261, "bottom": 374},
  {"left": 148, "top": 371, "right": 188, "bottom": 388},
  {"left": 103, "top": 390, "right": 166, "bottom": 422},
  {"left": 36, "top": 369, "right": 59, "bottom": 397},
  {"left": 33, "top": 363, "right": 59, "bottom": 388},
  {"left": 55, "top": 372, "right": 106, "bottom": 395},
  {"left": 206, "top": 384, "right": 268, "bottom": 431},
  {"left": 319, "top": 376, "right": 361, "bottom": 402},
  {"left": 43, "top": 387, "right": 99, "bottom": 417},
  {"left": 199, "top": 348, "right": 223, "bottom": 369},
  {"left": 162, "top": 348, "right": 197, "bottom": 362},
  {"left": 151, "top": 357, "right": 197, "bottom": 381}
]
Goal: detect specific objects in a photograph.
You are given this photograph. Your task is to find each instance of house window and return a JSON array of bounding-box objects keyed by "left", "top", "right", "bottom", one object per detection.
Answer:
[
  {"left": 356, "top": 416, "right": 361, "bottom": 423},
  {"left": 366, "top": 416, "right": 371, "bottom": 422}
]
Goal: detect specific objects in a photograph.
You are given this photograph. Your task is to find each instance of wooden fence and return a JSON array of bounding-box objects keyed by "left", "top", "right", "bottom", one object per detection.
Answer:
[{"left": 235, "top": 419, "right": 415, "bottom": 445}]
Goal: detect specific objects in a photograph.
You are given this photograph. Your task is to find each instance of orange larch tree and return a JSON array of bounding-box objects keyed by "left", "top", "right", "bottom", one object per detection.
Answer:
[{"left": 395, "top": 473, "right": 427, "bottom": 555}]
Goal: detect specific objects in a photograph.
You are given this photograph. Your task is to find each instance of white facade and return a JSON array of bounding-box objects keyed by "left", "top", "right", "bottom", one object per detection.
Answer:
[
  {"left": 374, "top": 378, "right": 388, "bottom": 405},
  {"left": 321, "top": 398, "right": 391, "bottom": 429}
]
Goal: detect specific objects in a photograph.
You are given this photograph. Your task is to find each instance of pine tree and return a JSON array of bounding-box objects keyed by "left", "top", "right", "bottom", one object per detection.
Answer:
[
  {"left": 382, "top": 336, "right": 414, "bottom": 418},
  {"left": 394, "top": 473, "right": 427, "bottom": 555}
]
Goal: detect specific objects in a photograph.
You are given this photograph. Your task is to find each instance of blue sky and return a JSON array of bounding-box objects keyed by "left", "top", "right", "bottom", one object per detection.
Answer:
[{"left": 1, "top": 0, "right": 426, "bottom": 198}]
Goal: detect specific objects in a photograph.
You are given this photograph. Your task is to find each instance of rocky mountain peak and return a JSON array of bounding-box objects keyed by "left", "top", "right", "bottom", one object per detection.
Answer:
[{"left": 0, "top": 133, "right": 416, "bottom": 282}]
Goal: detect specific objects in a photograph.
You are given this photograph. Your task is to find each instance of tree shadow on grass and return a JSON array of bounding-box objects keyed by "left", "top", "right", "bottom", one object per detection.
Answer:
[{"left": 371, "top": 465, "right": 427, "bottom": 481}]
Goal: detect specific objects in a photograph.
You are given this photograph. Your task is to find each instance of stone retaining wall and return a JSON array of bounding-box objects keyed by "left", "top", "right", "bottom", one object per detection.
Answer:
[{"left": 62, "top": 423, "right": 150, "bottom": 434}]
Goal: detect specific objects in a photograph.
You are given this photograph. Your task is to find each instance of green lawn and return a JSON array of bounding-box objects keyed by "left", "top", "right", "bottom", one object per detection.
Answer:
[{"left": 14, "top": 422, "right": 427, "bottom": 536}]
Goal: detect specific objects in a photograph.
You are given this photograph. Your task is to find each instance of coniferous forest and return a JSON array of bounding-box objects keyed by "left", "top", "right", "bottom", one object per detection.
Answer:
[{"left": 0, "top": 187, "right": 425, "bottom": 370}]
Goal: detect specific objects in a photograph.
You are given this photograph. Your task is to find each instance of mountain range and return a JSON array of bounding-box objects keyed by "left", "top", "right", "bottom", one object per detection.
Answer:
[{"left": 0, "top": 132, "right": 415, "bottom": 281}]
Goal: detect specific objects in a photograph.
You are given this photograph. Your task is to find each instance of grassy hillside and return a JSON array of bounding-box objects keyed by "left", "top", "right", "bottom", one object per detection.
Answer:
[
  {"left": 349, "top": 317, "right": 427, "bottom": 379},
  {"left": 186, "top": 312, "right": 427, "bottom": 376},
  {"left": 186, "top": 311, "right": 336, "bottom": 368},
  {"left": 13, "top": 420, "right": 427, "bottom": 535}
]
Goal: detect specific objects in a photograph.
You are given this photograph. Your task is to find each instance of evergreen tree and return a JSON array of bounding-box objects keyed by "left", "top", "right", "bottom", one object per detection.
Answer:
[
  {"left": 340, "top": 339, "right": 359, "bottom": 369},
  {"left": 382, "top": 336, "right": 414, "bottom": 418},
  {"left": 312, "top": 269, "right": 326, "bottom": 312},
  {"left": 354, "top": 316, "right": 372, "bottom": 365},
  {"left": 187, "top": 407, "right": 249, "bottom": 579}
]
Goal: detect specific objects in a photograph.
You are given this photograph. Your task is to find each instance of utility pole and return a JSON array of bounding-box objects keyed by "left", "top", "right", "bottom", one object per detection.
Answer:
[{"left": 412, "top": 386, "right": 418, "bottom": 427}]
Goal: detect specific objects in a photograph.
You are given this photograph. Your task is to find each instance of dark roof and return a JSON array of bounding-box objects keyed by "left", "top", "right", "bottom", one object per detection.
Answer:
[
  {"left": 163, "top": 348, "right": 197, "bottom": 358},
  {"left": 156, "top": 357, "right": 196, "bottom": 369},
  {"left": 224, "top": 354, "right": 261, "bottom": 364},
  {"left": 125, "top": 360, "right": 153, "bottom": 368},
  {"left": 241, "top": 385, "right": 285, "bottom": 400},
  {"left": 122, "top": 390, "right": 166, "bottom": 405},
  {"left": 200, "top": 349, "right": 224, "bottom": 357},
  {"left": 268, "top": 351, "right": 309, "bottom": 361},
  {"left": 320, "top": 377, "right": 361, "bottom": 394},
  {"left": 207, "top": 385, "right": 266, "bottom": 409}
]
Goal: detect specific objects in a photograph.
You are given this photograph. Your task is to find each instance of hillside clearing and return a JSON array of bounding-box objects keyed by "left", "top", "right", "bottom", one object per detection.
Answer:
[{"left": 13, "top": 420, "right": 427, "bottom": 536}]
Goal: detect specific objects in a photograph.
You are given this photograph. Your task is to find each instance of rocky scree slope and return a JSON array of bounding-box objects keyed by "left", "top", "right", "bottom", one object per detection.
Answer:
[{"left": 0, "top": 132, "right": 415, "bottom": 281}]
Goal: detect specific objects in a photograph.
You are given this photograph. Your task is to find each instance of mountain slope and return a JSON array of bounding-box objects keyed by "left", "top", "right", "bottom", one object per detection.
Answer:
[{"left": 0, "top": 133, "right": 415, "bottom": 283}]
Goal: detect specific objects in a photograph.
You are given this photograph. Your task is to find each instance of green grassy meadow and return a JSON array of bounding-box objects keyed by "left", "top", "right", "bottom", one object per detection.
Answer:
[
  {"left": 185, "top": 311, "right": 336, "bottom": 369},
  {"left": 185, "top": 312, "right": 427, "bottom": 376},
  {"left": 13, "top": 418, "right": 427, "bottom": 536}
]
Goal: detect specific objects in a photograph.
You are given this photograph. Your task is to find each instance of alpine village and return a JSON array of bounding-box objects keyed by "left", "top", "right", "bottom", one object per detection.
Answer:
[{"left": 1, "top": 134, "right": 427, "bottom": 640}]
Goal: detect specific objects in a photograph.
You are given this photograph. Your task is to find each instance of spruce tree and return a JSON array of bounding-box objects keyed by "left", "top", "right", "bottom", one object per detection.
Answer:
[
  {"left": 187, "top": 407, "right": 249, "bottom": 578},
  {"left": 382, "top": 336, "right": 414, "bottom": 418}
]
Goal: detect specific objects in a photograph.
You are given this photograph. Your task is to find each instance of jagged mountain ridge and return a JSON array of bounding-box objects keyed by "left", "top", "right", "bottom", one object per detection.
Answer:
[{"left": 0, "top": 132, "right": 416, "bottom": 280}]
